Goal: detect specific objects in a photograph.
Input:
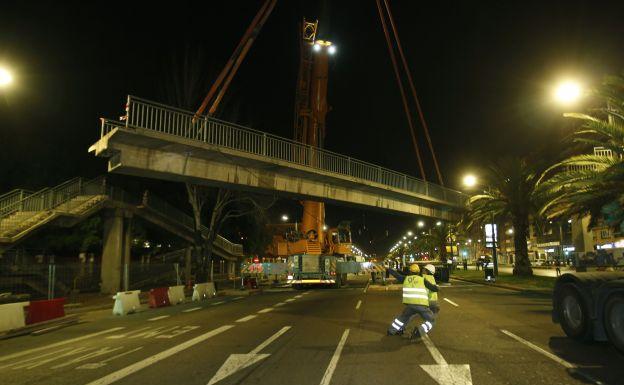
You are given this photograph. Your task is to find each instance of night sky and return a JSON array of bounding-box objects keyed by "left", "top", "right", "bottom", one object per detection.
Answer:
[{"left": 2, "top": 0, "right": 624, "bottom": 255}]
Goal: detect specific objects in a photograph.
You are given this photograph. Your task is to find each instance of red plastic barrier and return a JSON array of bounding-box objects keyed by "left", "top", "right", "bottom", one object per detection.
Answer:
[
  {"left": 149, "top": 287, "right": 171, "bottom": 308},
  {"left": 26, "top": 298, "right": 66, "bottom": 324}
]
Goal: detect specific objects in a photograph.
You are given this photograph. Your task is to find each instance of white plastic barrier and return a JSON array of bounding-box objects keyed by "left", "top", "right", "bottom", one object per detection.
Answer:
[
  {"left": 192, "top": 282, "right": 216, "bottom": 301},
  {"left": 112, "top": 290, "right": 141, "bottom": 315},
  {"left": 168, "top": 285, "right": 186, "bottom": 305},
  {"left": 0, "top": 302, "right": 28, "bottom": 332}
]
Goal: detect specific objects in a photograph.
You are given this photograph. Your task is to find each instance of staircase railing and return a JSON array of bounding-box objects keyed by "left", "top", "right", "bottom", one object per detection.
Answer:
[{"left": 0, "top": 189, "right": 34, "bottom": 217}]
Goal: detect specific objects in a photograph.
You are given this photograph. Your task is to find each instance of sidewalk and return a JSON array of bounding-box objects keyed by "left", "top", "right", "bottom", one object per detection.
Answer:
[{"left": 450, "top": 269, "right": 554, "bottom": 295}]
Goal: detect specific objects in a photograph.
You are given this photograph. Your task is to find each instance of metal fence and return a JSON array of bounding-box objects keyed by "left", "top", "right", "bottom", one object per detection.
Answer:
[{"left": 101, "top": 96, "right": 465, "bottom": 208}]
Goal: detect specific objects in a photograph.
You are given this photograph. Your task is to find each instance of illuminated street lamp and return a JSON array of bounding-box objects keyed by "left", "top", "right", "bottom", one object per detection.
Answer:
[
  {"left": 462, "top": 174, "right": 477, "bottom": 188},
  {"left": 436, "top": 221, "right": 442, "bottom": 226},
  {"left": 0, "top": 67, "right": 13, "bottom": 88},
  {"left": 407, "top": 231, "right": 413, "bottom": 236},
  {"left": 554, "top": 80, "right": 582, "bottom": 105},
  {"left": 281, "top": 214, "right": 289, "bottom": 222},
  {"left": 417, "top": 221, "right": 425, "bottom": 228}
]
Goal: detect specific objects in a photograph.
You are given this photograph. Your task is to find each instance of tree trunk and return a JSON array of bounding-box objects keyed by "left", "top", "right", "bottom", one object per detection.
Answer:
[{"left": 512, "top": 217, "right": 533, "bottom": 276}]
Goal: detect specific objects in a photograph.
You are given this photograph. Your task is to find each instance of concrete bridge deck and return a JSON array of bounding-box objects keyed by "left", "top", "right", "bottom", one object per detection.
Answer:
[{"left": 90, "top": 96, "right": 466, "bottom": 220}]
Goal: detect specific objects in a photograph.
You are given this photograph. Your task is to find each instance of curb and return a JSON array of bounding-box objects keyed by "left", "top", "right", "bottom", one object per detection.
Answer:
[{"left": 451, "top": 276, "right": 552, "bottom": 296}]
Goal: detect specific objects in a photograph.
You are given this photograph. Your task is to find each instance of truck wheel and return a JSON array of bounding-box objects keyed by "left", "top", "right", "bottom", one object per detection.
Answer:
[
  {"left": 558, "top": 284, "right": 592, "bottom": 341},
  {"left": 604, "top": 295, "right": 624, "bottom": 353}
]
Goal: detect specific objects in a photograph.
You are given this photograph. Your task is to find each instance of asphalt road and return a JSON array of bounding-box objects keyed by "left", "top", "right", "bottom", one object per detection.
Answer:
[{"left": 0, "top": 278, "right": 621, "bottom": 385}]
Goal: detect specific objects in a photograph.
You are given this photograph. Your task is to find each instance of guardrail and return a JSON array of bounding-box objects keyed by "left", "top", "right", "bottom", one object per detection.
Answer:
[
  {"left": 0, "top": 189, "right": 33, "bottom": 217},
  {"left": 102, "top": 96, "right": 465, "bottom": 208}
]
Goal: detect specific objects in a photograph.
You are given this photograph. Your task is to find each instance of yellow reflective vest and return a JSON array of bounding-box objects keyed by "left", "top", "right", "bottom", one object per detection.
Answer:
[
  {"left": 402, "top": 275, "right": 429, "bottom": 306},
  {"left": 424, "top": 274, "right": 438, "bottom": 302}
]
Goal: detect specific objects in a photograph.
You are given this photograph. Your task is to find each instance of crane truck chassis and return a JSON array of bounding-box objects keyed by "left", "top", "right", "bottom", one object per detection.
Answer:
[{"left": 552, "top": 271, "right": 624, "bottom": 353}]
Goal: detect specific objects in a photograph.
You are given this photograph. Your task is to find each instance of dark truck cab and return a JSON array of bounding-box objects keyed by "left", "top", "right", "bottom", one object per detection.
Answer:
[{"left": 552, "top": 272, "right": 624, "bottom": 353}]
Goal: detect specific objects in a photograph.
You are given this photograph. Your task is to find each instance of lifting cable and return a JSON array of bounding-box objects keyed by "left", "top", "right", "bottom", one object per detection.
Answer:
[
  {"left": 382, "top": 0, "right": 444, "bottom": 186},
  {"left": 375, "top": 0, "right": 427, "bottom": 182},
  {"left": 194, "top": 0, "right": 277, "bottom": 119}
]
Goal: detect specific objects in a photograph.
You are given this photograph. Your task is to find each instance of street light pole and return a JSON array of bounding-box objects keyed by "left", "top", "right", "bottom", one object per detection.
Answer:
[{"left": 491, "top": 214, "right": 499, "bottom": 276}]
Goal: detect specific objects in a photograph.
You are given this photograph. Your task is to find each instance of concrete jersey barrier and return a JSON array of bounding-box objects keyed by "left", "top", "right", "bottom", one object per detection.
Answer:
[
  {"left": 192, "top": 282, "right": 216, "bottom": 301},
  {"left": 0, "top": 302, "right": 28, "bottom": 332},
  {"left": 112, "top": 290, "right": 141, "bottom": 315},
  {"left": 168, "top": 285, "right": 186, "bottom": 305}
]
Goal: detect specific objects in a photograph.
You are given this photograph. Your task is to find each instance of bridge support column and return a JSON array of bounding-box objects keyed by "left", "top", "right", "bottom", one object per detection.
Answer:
[
  {"left": 101, "top": 209, "right": 133, "bottom": 294},
  {"left": 185, "top": 246, "right": 192, "bottom": 286}
]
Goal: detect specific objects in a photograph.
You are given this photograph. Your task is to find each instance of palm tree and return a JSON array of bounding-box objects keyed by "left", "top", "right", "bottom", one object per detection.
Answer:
[
  {"left": 461, "top": 157, "right": 541, "bottom": 276},
  {"left": 538, "top": 72, "right": 624, "bottom": 232}
]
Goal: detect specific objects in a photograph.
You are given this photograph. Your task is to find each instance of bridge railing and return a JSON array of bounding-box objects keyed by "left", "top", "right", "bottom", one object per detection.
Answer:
[{"left": 106, "top": 96, "right": 465, "bottom": 207}]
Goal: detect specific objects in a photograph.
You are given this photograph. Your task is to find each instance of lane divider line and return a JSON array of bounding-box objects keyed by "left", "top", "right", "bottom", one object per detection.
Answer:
[
  {"left": 233, "top": 297, "right": 245, "bottom": 300},
  {"left": 147, "top": 315, "right": 170, "bottom": 321},
  {"left": 443, "top": 298, "right": 459, "bottom": 307},
  {"left": 363, "top": 282, "right": 370, "bottom": 294},
  {"left": 182, "top": 307, "right": 202, "bottom": 313},
  {"left": 294, "top": 294, "right": 303, "bottom": 298},
  {"left": 355, "top": 300, "right": 362, "bottom": 310},
  {"left": 500, "top": 329, "right": 605, "bottom": 385},
  {"left": 319, "top": 329, "right": 350, "bottom": 385},
  {"left": 250, "top": 326, "right": 291, "bottom": 354},
  {"left": 0, "top": 327, "right": 125, "bottom": 363},
  {"left": 236, "top": 315, "right": 257, "bottom": 323},
  {"left": 258, "top": 308, "right": 274, "bottom": 314},
  {"left": 211, "top": 301, "right": 225, "bottom": 306},
  {"left": 285, "top": 298, "right": 296, "bottom": 302},
  {"left": 274, "top": 302, "right": 285, "bottom": 307},
  {"left": 85, "top": 325, "right": 234, "bottom": 385}
]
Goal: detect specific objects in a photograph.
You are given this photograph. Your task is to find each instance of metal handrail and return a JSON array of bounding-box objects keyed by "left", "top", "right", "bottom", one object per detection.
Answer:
[
  {"left": 0, "top": 189, "right": 34, "bottom": 217},
  {"left": 141, "top": 193, "right": 244, "bottom": 256},
  {"left": 107, "top": 96, "right": 465, "bottom": 208}
]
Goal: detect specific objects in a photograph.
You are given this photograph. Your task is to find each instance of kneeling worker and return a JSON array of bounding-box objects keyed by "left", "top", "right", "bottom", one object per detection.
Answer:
[
  {"left": 386, "top": 263, "right": 438, "bottom": 338},
  {"left": 423, "top": 264, "right": 439, "bottom": 316}
]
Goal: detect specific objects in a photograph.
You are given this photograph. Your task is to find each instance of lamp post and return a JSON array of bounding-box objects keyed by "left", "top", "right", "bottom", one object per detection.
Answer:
[
  {"left": 0, "top": 67, "right": 13, "bottom": 88},
  {"left": 462, "top": 173, "right": 498, "bottom": 275}
]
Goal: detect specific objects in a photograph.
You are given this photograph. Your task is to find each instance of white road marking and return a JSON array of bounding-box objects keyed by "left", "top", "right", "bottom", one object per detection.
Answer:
[
  {"left": 107, "top": 327, "right": 152, "bottom": 339},
  {"left": 421, "top": 335, "right": 473, "bottom": 385},
  {"left": 51, "top": 346, "right": 124, "bottom": 369},
  {"left": 0, "top": 347, "right": 74, "bottom": 369},
  {"left": 130, "top": 326, "right": 178, "bottom": 339},
  {"left": 294, "top": 294, "right": 303, "bottom": 298},
  {"left": 236, "top": 315, "right": 257, "bottom": 323},
  {"left": 156, "top": 325, "right": 199, "bottom": 339},
  {"left": 208, "top": 326, "right": 291, "bottom": 385},
  {"left": 0, "top": 327, "right": 125, "bottom": 363},
  {"left": 363, "top": 282, "right": 370, "bottom": 293},
  {"left": 258, "top": 307, "right": 274, "bottom": 313},
  {"left": 182, "top": 307, "right": 202, "bottom": 313},
  {"left": 443, "top": 298, "right": 459, "bottom": 307},
  {"left": 319, "top": 329, "right": 350, "bottom": 385},
  {"left": 233, "top": 296, "right": 245, "bottom": 300},
  {"left": 422, "top": 335, "right": 447, "bottom": 365},
  {"left": 500, "top": 330, "right": 605, "bottom": 385},
  {"left": 85, "top": 325, "right": 234, "bottom": 385},
  {"left": 285, "top": 298, "right": 296, "bottom": 302},
  {"left": 355, "top": 300, "right": 362, "bottom": 310},
  {"left": 212, "top": 301, "right": 225, "bottom": 306},
  {"left": 14, "top": 347, "right": 91, "bottom": 369},
  {"left": 441, "top": 284, "right": 480, "bottom": 288},
  {"left": 302, "top": 291, "right": 311, "bottom": 295},
  {"left": 148, "top": 315, "right": 170, "bottom": 321},
  {"left": 76, "top": 347, "right": 144, "bottom": 370},
  {"left": 274, "top": 302, "right": 285, "bottom": 307}
]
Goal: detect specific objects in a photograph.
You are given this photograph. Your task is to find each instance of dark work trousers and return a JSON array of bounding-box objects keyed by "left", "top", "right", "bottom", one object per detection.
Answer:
[
  {"left": 388, "top": 304, "right": 435, "bottom": 335},
  {"left": 430, "top": 301, "right": 440, "bottom": 317}
]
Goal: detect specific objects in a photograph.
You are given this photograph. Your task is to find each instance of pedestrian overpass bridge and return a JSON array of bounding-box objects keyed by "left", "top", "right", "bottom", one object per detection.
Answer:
[{"left": 89, "top": 96, "right": 466, "bottom": 221}]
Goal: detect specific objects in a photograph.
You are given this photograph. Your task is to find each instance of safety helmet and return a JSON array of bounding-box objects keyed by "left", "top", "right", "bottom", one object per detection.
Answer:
[
  {"left": 424, "top": 264, "right": 436, "bottom": 275},
  {"left": 409, "top": 264, "right": 420, "bottom": 274}
]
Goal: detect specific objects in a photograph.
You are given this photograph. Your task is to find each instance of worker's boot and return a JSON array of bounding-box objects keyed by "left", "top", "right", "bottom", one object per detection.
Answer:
[{"left": 410, "top": 327, "right": 421, "bottom": 340}]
